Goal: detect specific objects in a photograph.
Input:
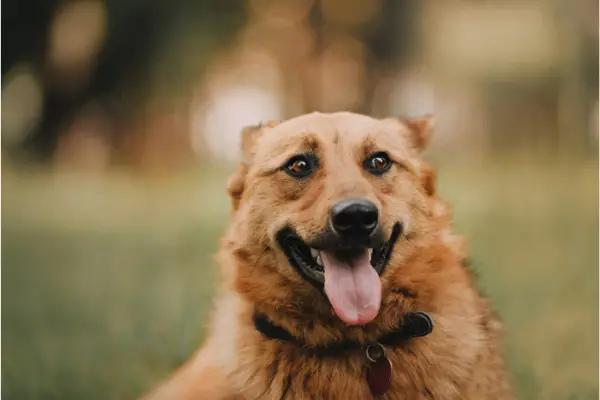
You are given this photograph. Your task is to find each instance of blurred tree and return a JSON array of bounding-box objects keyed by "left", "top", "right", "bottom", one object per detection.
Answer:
[
  {"left": 2, "top": 0, "right": 246, "bottom": 164},
  {"left": 305, "top": 0, "right": 423, "bottom": 115}
]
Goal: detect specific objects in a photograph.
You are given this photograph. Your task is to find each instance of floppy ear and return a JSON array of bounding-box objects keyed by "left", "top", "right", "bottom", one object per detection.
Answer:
[
  {"left": 227, "top": 121, "right": 279, "bottom": 211},
  {"left": 402, "top": 114, "right": 435, "bottom": 151}
]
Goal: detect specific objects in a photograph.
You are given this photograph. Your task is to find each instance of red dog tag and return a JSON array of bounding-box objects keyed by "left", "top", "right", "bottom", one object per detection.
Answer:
[{"left": 365, "top": 343, "right": 392, "bottom": 396}]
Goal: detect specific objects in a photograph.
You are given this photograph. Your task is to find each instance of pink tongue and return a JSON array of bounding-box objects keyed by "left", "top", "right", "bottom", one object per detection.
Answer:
[{"left": 321, "top": 250, "right": 382, "bottom": 325}]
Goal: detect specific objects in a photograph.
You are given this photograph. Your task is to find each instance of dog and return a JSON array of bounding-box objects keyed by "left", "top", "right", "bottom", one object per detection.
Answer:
[{"left": 143, "top": 112, "right": 514, "bottom": 399}]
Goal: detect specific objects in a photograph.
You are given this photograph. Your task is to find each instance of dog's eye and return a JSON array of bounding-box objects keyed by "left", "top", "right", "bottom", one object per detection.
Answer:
[
  {"left": 284, "top": 155, "right": 316, "bottom": 178},
  {"left": 364, "top": 152, "right": 392, "bottom": 175}
]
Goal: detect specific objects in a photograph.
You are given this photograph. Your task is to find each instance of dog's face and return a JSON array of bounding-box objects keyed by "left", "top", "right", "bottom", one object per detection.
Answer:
[{"left": 227, "top": 112, "right": 435, "bottom": 326}]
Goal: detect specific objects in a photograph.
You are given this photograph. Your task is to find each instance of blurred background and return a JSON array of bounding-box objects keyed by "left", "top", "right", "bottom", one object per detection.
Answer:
[{"left": 2, "top": 0, "right": 598, "bottom": 398}]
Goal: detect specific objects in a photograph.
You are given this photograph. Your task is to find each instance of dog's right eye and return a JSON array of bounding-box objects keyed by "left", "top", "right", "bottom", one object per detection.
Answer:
[{"left": 283, "top": 155, "right": 316, "bottom": 178}]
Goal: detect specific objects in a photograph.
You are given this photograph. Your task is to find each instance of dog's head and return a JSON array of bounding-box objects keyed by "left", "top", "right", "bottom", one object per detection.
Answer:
[{"left": 226, "top": 112, "right": 437, "bottom": 326}]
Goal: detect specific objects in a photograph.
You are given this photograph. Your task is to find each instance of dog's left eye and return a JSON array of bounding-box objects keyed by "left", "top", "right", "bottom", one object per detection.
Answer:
[
  {"left": 364, "top": 152, "right": 392, "bottom": 175},
  {"left": 283, "top": 154, "right": 317, "bottom": 178}
]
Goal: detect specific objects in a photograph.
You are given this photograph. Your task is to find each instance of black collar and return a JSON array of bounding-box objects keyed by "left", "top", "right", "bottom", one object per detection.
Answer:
[{"left": 253, "top": 311, "right": 434, "bottom": 357}]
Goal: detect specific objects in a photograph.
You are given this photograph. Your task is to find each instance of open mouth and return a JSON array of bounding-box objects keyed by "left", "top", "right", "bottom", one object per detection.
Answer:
[
  {"left": 277, "top": 222, "right": 402, "bottom": 285},
  {"left": 276, "top": 223, "right": 402, "bottom": 325}
]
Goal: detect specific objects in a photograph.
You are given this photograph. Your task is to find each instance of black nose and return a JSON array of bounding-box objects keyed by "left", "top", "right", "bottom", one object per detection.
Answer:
[{"left": 330, "top": 199, "right": 379, "bottom": 239}]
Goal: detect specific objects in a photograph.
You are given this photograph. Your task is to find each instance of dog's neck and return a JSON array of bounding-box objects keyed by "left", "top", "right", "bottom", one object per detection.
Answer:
[
  {"left": 251, "top": 310, "right": 435, "bottom": 396},
  {"left": 252, "top": 310, "right": 434, "bottom": 357}
]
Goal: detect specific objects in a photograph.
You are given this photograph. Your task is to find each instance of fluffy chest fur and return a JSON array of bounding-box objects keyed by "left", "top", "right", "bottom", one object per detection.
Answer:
[
  {"left": 210, "top": 288, "right": 498, "bottom": 400},
  {"left": 228, "top": 336, "right": 468, "bottom": 399}
]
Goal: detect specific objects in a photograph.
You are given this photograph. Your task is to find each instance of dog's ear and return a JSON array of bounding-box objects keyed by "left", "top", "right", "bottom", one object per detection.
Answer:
[
  {"left": 239, "top": 125, "right": 260, "bottom": 165},
  {"left": 227, "top": 121, "right": 279, "bottom": 211},
  {"left": 239, "top": 120, "right": 279, "bottom": 164},
  {"left": 401, "top": 114, "right": 435, "bottom": 151}
]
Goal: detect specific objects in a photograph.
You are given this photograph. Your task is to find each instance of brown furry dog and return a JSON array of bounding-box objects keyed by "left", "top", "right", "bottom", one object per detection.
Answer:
[{"left": 143, "top": 112, "right": 514, "bottom": 399}]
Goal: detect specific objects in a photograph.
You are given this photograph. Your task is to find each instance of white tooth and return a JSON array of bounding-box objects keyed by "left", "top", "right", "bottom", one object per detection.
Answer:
[
  {"left": 316, "top": 255, "right": 323, "bottom": 266},
  {"left": 310, "top": 248, "right": 319, "bottom": 258},
  {"left": 368, "top": 249, "right": 373, "bottom": 257}
]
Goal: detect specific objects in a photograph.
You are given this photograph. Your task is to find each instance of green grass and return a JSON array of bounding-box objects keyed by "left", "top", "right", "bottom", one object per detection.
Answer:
[{"left": 2, "top": 159, "right": 598, "bottom": 399}]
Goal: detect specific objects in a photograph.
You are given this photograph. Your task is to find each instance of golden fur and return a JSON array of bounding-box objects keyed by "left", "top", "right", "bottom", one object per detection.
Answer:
[{"left": 143, "top": 112, "right": 514, "bottom": 399}]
